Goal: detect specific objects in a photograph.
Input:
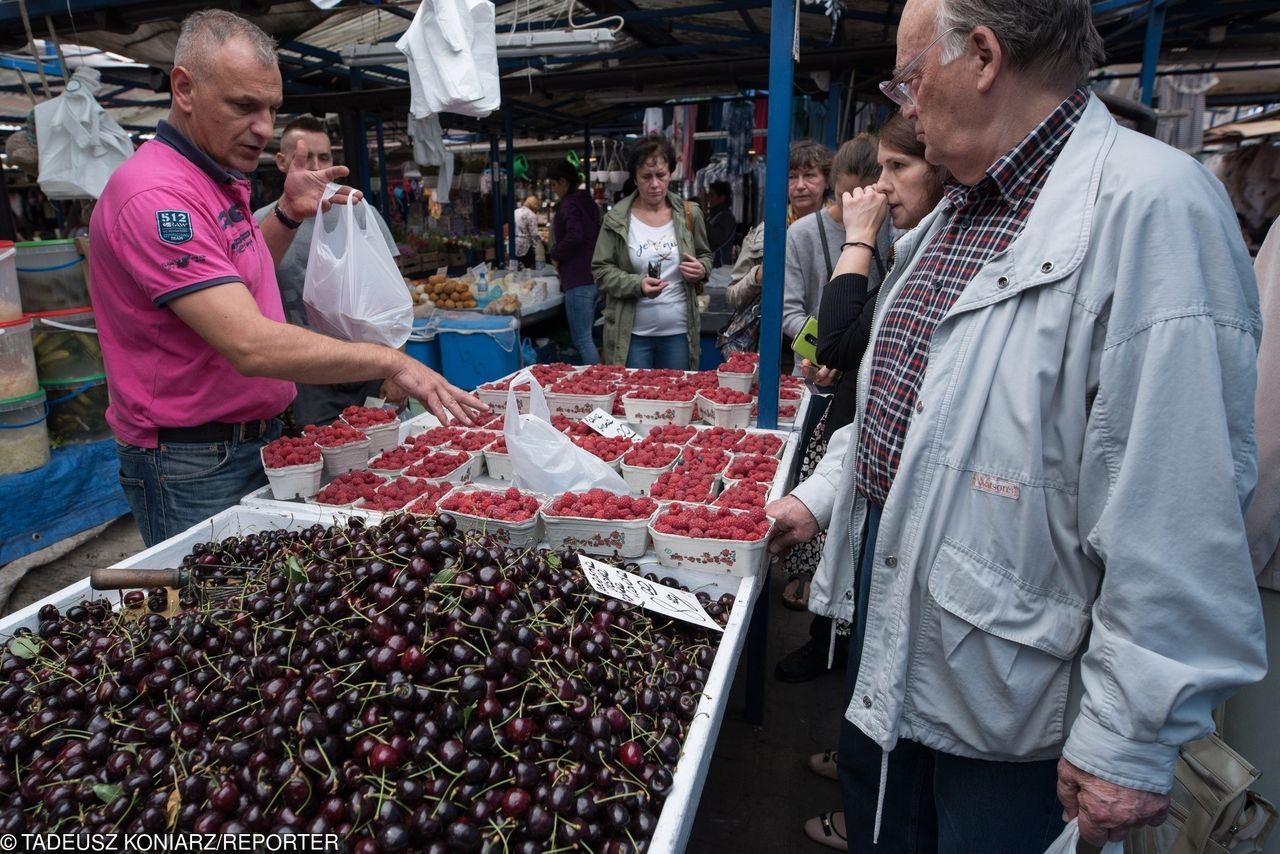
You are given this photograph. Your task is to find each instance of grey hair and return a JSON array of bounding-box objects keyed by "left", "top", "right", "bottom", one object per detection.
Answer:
[
  {"left": 936, "top": 0, "right": 1105, "bottom": 87},
  {"left": 174, "top": 9, "right": 277, "bottom": 74}
]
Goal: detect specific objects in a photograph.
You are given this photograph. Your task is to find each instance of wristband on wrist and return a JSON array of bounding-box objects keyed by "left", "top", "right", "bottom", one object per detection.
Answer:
[
  {"left": 273, "top": 204, "right": 303, "bottom": 230},
  {"left": 841, "top": 241, "right": 875, "bottom": 254}
]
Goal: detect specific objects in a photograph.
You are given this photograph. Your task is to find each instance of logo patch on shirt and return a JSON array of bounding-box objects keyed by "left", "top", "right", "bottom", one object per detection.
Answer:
[
  {"left": 971, "top": 472, "right": 1020, "bottom": 500},
  {"left": 155, "top": 210, "right": 193, "bottom": 245}
]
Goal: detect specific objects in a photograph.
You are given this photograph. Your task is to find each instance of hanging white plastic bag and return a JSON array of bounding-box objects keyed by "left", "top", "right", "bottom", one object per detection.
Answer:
[
  {"left": 1042, "top": 819, "right": 1124, "bottom": 854},
  {"left": 504, "top": 371, "right": 630, "bottom": 495},
  {"left": 34, "top": 67, "right": 133, "bottom": 199},
  {"left": 397, "top": 0, "right": 499, "bottom": 119},
  {"left": 303, "top": 184, "right": 413, "bottom": 348}
]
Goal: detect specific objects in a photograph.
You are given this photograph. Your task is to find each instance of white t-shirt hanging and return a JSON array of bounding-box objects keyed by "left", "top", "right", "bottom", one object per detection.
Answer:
[{"left": 628, "top": 215, "right": 687, "bottom": 337}]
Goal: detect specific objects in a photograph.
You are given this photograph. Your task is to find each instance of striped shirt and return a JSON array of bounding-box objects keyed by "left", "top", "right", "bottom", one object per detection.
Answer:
[{"left": 856, "top": 88, "right": 1089, "bottom": 506}]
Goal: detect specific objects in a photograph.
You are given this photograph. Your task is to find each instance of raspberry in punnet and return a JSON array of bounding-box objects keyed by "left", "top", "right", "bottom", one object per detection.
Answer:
[
  {"left": 355, "top": 476, "right": 434, "bottom": 511},
  {"left": 626, "top": 368, "right": 687, "bottom": 384},
  {"left": 440, "top": 487, "right": 541, "bottom": 522},
  {"left": 545, "top": 489, "right": 658, "bottom": 521},
  {"left": 487, "top": 437, "right": 509, "bottom": 454},
  {"left": 730, "top": 433, "right": 783, "bottom": 457},
  {"left": 688, "top": 427, "right": 747, "bottom": 451},
  {"left": 551, "top": 415, "right": 594, "bottom": 437},
  {"left": 479, "top": 415, "right": 505, "bottom": 430},
  {"left": 579, "top": 364, "right": 629, "bottom": 381},
  {"left": 314, "top": 470, "right": 386, "bottom": 505},
  {"left": 698, "top": 387, "right": 754, "bottom": 406},
  {"left": 572, "top": 434, "right": 635, "bottom": 463},
  {"left": 725, "top": 454, "right": 780, "bottom": 483},
  {"left": 405, "top": 482, "right": 455, "bottom": 515},
  {"left": 548, "top": 378, "right": 613, "bottom": 396},
  {"left": 262, "top": 436, "right": 320, "bottom": 469},
  {"left": 752, "top": 403, "right": 798, "bottom": 420},
  {"left": 340, "top": 405, "right": 398, "bottom": 429},
  {"left": 674, "top": 447, "right": 729, "bottom": 476},
  {"left": 368, "top": 444, "right": 432, "bottom": 471},
  {"left": 717, "top": 353, "right": 758, "bottom": 374},
  {"left": 623, "top": 386, "right": 696, "bottom": 402},
  {"left": 650, "top": 470, "right": 716, "bottom": 503},
  {"left": 642, "top": 425, "right": 697, "bottom": 446},
  {"left": 621, "top": 443, "right": 680, "bottom": 469},
  {"left": 780, "top": 374, "right": 804, "bottom": 390},
  {"left": 309, "top": 422, "right": 368, "bottom": 448},
  {"left": 445, "top": 430, "right": 500, "bottom": 452},
  {"left": 403, "top": 451, "right": 473, "bottom": 479},
  {"left": 714, "top": 480, "right": 769, "bottom": 510},
  {"left": 653, "top": 503, "right": 771, "bottom": 541},
  {"left": 407, "top": 426, "right": 463, "bottom": 447},
  {"left": 684, "top": 372, "right": 720, "bottom": 389}
]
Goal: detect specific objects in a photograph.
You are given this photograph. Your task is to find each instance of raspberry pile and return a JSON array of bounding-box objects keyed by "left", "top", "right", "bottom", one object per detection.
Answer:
[
  {"left": 624, "top": 387, "right": 696, "bottom": 402},
  {"left": 718, "top": 353, "right": 758, "bottom": 374},
  {"left": 403, "top": 451, "right": 473, "bottom": 479},
  {"left": 480, "top": 415, "right": 505, "bottom": 430},
  {"left": 653, "top": 504, "right": 771, "bottom": 541},
  {"left": 579, "top": 365, "right": 629, "bottom": 381},
  {"left": 308, "top": 422, "right": 368, "bottom": 448},
  {"left": 674, "top": 447, "right": 729, "bottom": 477},
  {"left": 698, "top": 387, "right": 754, "bottom": 405},
  {"left": 573, "top": 434, "right": 635, "bottom": 463},
  {"left": 726, "top": 454, "right": 780, "bottom": 483},
  {"left": 404, "top": 481, "right": 455, "bottom": 515},
  {"left": 780, "top": 374, "right": 804, "bottom": 390},
  {"left": 650, "top": 471, "right": 717, "bottom": 503},
  {"left": 548, "top": 379, "right": 613, "bottom": 396},
  {"left": 356, "top": 476, "right": 434, "bottom": 511},
  {"left": 529, "top": 365, "right": 573, "bottom": 384},
  {"left": 642, "top": 425, "right": 697, "bottom": 445},
  {"left": 261, "top": 436, "right": 320, "bottom": 469},
  {"left": 340, "top": 405, "right": 398, "bottom": 429},
  {"left": 622, "top": 443, "right": 680, "bottom": 469},
  {"left": 487, "top": 437, "right": 509, "bottom": 454},
  {"left": 446, "top": 430, "right": 500, "bottom": 452},
  {"left": 367, "top": 445, "right": 430, "bottom": 471},
  {"left": 685, "top": 372, "right": 720, "bottom": 389},
  {"left": 714, "top": 479, "right": 769, "bottom": 510},
  {"left": 408, "top": 426, "right": 463, "bottom": 447},
  {"left": 752, "top": 403, "right": 799, "bottom": 420},
  {"left": 780, "top": 387, "right": 803, "bottom": 401},
  {"left": 551, "top": 415, "right": 594, "bottom": 437},
  {"left": 314, "top": 470, "right": 386, "bottom": 505},
  {"left": 689, "top": 427, "right": 747, "bottom": 451},
  {"left": 731, "top": 433, "right": 783, "bottom": 456},
  {"left": 544, "top": 489, "right": 659, "bottom": 521},
  {"left": 440, "top": 487, "right": 542, "bottom": 522},
  {"left": 628, "top": 368, "right": 687, "bottom": 383}
]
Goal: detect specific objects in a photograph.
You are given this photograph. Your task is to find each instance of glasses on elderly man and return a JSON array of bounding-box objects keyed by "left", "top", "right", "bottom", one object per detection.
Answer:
[{"left": 879, "top": 26, "right": 966, "bottom": 108}]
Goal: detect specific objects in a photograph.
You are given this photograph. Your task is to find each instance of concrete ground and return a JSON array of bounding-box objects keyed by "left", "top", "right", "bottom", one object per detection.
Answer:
[{"left": 2, "top": 516, "right": 846, "bottom": 853}]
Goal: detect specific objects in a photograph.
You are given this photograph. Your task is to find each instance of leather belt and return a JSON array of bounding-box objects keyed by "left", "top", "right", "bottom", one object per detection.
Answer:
[{"left": 156, "top": 419, "right": 271, "bottom": 444}]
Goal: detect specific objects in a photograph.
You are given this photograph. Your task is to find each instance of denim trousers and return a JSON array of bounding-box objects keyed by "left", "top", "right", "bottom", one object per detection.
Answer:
[
  {"left": 563, "top": 284, "right": 600, "bottom": 365},
  {"left": 115, "top": 420, "right": 282, "bottom": 548},
  {"left": 837, "top": 504, "right": 1064, "bottom": 854},
  {"left": 625, "top": 333, "right": 688, "bottom": 370}
]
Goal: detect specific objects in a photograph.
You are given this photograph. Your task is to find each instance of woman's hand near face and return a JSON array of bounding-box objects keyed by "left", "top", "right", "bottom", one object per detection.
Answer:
[{"left": 842, "top": 187, "right": 888, "bottom": 245}]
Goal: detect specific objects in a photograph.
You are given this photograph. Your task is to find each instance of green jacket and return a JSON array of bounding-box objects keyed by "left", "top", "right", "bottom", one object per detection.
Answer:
[{"left": 591, "top": 191, "right": 712, "bottom": 368}]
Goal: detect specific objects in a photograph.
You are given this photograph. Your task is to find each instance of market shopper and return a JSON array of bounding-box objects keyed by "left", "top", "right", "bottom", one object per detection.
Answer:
[
  {"left": 89, "top": 10, "right": 485, "bottom": 547},
  {"left": 252, "top": 116, "right": 400, "bottom": 428},
  {"left": 513, "top": 195, "right": 541, "bottom": 269},
  {"left": 546, "top": 158, "right": 603, "bottom": 365},
  {"left": 704, "top": 180, "right": 738, "bottom": 267},
  {"left": 772, "top": 0, "right": 1266, "bottom": 850},
  {"left": 592, "top": 136, "right": 712, "bottom": 370}
]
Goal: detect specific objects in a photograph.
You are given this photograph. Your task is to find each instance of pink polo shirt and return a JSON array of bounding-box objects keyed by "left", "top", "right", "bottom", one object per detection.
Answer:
[{"left": 90, "top": 121, "right": 295, "bottom": 448}]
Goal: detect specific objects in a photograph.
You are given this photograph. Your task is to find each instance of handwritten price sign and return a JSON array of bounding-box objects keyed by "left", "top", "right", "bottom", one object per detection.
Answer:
[
  {"left": 578, "top": 556, "right": 724, "bottom": 632},
  {"left": 583, "top": 408, "right": 637, "bottom": 440}
]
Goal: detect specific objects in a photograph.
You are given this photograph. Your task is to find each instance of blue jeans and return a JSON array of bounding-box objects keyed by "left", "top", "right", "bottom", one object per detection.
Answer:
[
  {"left": 837, "top": 503, "right": 1064, "bottom": 854},
  {"left": 625, "top": 333, "right": 688, "bottom": 370},
  {"left": 564, "top": 284, "right": 600, "bottom": 365},
  {"left": 115, "top": 421, "right": 281, "bottom": 547}
]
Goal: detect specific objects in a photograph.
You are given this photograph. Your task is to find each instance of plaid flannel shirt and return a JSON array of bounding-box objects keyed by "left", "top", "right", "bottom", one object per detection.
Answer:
[{"left": 856, "top": 88, "right": 1089, "bottom": 506}]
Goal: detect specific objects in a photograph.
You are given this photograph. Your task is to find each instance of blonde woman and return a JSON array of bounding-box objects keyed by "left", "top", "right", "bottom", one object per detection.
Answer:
[{"left": 514, "top": 195, "right": 541, "bottom": 269}]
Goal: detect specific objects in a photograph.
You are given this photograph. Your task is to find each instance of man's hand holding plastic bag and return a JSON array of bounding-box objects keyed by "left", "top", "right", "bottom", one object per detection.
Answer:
[
  {"left": 503, "top": 372, "right": 630, "bottom": 495},
  {"left": 1042, "top": 818, "right": 1124, "bottom": 854}
]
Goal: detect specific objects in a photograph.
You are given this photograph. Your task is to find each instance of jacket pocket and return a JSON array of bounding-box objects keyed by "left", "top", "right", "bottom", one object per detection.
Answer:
[{"left": 908, "top": 537, "right": 1092, "bottom": 757}]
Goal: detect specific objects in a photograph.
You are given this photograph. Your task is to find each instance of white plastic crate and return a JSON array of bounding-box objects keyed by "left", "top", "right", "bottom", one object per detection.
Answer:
[
  {"left": 621, "top": 393, "right": 697, "bottom": 427},
  {"left": 695, "top": 392, "right": 752, "bottom": 429},
  {"left": 543, "top": 389, "right": 616, "bottom": 418},
  {"left": 647, "top": 502, "right": 774, "bottom": 577},
  {"left": 260, "top": 451, "right": 323, "bottom": 500},
  {"left": 540, "top": 509, "right": 656, "bottom": 559}
]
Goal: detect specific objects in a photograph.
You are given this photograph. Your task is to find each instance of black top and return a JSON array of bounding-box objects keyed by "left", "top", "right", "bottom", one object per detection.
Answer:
[{"left": 816, "top": 271, "right": 876, "bottom": 432}]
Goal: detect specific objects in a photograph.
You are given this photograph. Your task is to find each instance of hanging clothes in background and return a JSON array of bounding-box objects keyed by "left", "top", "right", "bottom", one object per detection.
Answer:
[
  {"left": 670, "top": 106, "right": 687, "bottom": 182},
  {"left": 693, "top": 154, "right": 728, "bottom": 200},
  {"left": 408, "top": 113, "right": 455, "bottom": 203},
  {"left": 680, "top": 105, "right": 698, "bottom": 197},
  {"left": 1156, "top": 72, "right": 1218, "bottom": 152},
  {"left": 754, "top": 97, "right": 769, "bottom": 157},
  {"left": 643, "top": 107, "right": 665, "bottom": 137},
  {"left": 724, "top": 100, "right": 755, "bottom": 177}
]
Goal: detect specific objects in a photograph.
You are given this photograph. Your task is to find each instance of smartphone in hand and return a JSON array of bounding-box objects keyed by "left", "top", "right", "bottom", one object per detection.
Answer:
[{"left": 647, "top": 260, "right": 661, "bottom": 279}]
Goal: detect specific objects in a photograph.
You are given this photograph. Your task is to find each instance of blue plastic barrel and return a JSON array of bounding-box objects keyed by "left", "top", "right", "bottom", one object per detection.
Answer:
[
  {"left": 405, "top": 318, "right": 442, "bottom": 372},
  {"left": 436, "top": 313, "right": 520, "bottom": 390}
]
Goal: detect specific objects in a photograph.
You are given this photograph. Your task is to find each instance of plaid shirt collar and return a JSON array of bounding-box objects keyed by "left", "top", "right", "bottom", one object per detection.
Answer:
[{"left": 943, "top": 87, "right": 1090, "bottom": 212}]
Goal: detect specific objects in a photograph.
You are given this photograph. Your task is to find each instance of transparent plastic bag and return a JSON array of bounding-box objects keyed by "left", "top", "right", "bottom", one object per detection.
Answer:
[
  {"left": 303, "top": 184, "right": 413, "bottom": 348},
  {"left": 503, "top": 371, "right": 629, "bottom": 495},
  {"left": 34, "top": 67, "right": 133, "bottom": 199},
  {"left": 1042, "top": 819, "right": 1124, "bottom": 854}
]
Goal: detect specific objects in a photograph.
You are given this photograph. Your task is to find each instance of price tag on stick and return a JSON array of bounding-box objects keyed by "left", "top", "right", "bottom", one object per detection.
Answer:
[{"left": 578, "top": 556, "right": 724, "bottom": 632}]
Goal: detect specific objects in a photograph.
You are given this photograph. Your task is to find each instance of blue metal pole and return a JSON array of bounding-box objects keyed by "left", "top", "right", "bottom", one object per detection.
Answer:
[
  {"left": 505, "top": 109, "right": 517, "bottom": 262},
  {"left": 491, "top": 134, "right": 506, "bottom": 267},
  {"left": 755, "top": 0, "right": 796, "bottom": 432},
  {"left": 375, "top": 119, "right": 391, "bottom": 222},
  {"left": 1138, "top": 0, "right": 1167, "bottom": 107}
]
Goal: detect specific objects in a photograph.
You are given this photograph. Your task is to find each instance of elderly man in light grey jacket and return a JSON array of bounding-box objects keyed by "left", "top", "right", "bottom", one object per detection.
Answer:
[{"left": 765, "top": 0, "right": 1267, "bottom": 851}]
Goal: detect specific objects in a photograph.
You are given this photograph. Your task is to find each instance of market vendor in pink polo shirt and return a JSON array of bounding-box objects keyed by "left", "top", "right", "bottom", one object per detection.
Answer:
[{"left": 90, "top": 10, "right": 486, "bottom": 547}]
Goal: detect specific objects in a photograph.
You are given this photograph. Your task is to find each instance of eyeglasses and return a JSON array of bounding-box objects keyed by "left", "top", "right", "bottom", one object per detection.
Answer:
[{"left": 879, "top": 26, "right": 965, "bottom": 108}]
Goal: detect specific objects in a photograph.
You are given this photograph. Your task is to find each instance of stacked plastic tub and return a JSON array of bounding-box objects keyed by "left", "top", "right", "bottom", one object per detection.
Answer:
[
  {"left": 30, "top": 308, "right": 110, "bottom": 444},
  {"left": 0, "top": 301, "right": 46, "bottom": 473}
]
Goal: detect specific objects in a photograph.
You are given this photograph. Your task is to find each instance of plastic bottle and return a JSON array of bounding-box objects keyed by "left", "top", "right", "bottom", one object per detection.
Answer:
[{"left": 476, "top": 267, "right": 489, "bottom": 302}]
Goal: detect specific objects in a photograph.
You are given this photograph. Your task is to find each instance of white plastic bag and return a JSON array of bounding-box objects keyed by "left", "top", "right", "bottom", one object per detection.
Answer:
[
  {"left": 1042, "top": 819, "right": 1124, "bottom": 854},
  {"left": 303, "top": 184, "right": 413, "bottom": 348},
  {"left": 34, "top": 67, "right": 133, "bottom": 199},
  {"left": 397, "top": 0, "right": 499, "bottom": 119},
  {"left": 504, "top": 371, "right": 630, "bottom": 495}
]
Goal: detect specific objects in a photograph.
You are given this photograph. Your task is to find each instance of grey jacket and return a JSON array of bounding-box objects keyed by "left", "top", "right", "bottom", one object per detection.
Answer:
[{"left": 795, "top": 94, "right": 1265, "bottom": 793}]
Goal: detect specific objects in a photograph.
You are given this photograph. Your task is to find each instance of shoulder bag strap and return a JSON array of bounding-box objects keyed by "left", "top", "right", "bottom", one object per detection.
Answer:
[{"left": 816, "top": 216, "right": 834, "bottom": 281}]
